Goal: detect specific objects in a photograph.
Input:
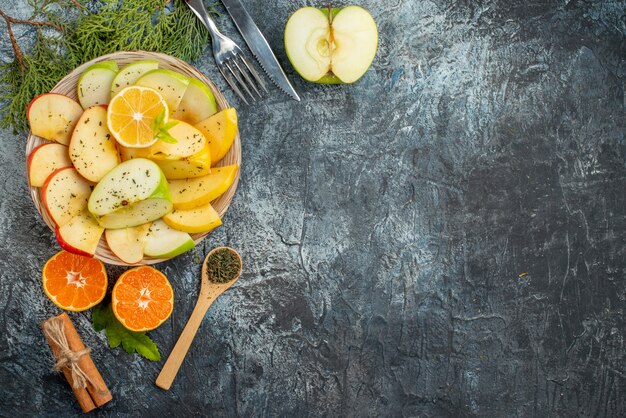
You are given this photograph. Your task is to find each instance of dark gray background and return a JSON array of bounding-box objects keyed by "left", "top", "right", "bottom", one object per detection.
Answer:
[{"left": 1, "top": 0, "right": 625, "bottom": 416}]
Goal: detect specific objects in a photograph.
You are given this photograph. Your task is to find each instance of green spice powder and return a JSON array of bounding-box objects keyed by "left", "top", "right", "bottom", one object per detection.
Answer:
[{"left": 205, "top": 248, "right": 241, "bottom": 284}]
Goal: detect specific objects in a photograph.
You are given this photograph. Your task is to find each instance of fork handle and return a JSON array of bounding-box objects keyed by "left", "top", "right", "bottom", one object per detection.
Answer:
[{"left": 185, "top": 0, "right": 221, "bottom": 39}]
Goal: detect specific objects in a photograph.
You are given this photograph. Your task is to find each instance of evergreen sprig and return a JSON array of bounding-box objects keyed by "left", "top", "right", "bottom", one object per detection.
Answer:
[{"left": 0, "top": 0, "right": 217, "bottom": 133}]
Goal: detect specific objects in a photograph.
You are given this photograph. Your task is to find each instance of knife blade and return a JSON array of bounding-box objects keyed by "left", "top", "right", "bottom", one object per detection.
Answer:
[{"left": 221, "top": 0, "right": 300, "bottom": 101}]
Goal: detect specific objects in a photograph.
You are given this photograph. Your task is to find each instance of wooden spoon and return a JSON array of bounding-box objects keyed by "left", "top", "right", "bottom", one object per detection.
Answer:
[{"left": 155, "top": 246, "right": 242, "bottom": 390}]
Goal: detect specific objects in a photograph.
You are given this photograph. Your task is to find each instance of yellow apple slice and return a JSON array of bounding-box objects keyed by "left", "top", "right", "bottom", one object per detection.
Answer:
[
  {"left": 163, "top": 201, "right": 222, "bottom": 234},
  {"left": 27, "top": 143, "right": 73, "bottom": 187},
  {"left": 194, "top": 108, "right": 237, "bottom": 165},
  {"left": 152, "top": 144, "right": 212, "bottom": 180},
  {"left": 105, "top": 223, "right": 151, "bottom": 264},
  {"left": 168, "top": 164, "right": 239, "bottom": 209},
  {"left": 27, "top": 93, "right": 84, "bottom": 145},
  {"left": 56, "top": 209, "right": 104, "bottom": 257},
  {"left": 69, "top": 106, "right": 120, "bottom": 182},
  {"left": 150, "top": 120, "right": 207, "bottom": 158}
]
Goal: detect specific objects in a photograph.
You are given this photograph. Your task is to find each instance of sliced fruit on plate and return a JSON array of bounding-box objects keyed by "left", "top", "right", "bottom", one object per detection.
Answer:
[
  {"left": 110, "top": 60, "right": 159, "bottom": 98},
  {"left": 27, "top": 93, "right": 84, "bottom": 145},
  {"left": 134, "top": 69, "right": 189, "bottom": 115},
  {"left": 56, "top": 209, "right": 105, "bottom": 257},
  {"left": 77, "top": 61, "right": 119, "bottom": 108},
  {"left": 172, "top": 78, "right": 218, "bottom": 124},
  {"left": 105, "top": 223, "right": 151, "bottom": 264},
  {"left": 27, "top": 143, "right": 73, "bottom": 187},
  {"left": 150, "top": 119, "right": 207, "bottom": 158},
  {"left": 162, "top": 201, "right": 222, "bottom": 234},
  {"left": 144, "top": 219, "right": 195, "bottom": 258},
  {"left": 168, "top": 164, "right": 239, "bottom": 210},
  {"left": 194, "top": 108, "right": 238, "bottom": 164},
  {"left": 42, "top": 167, "right": 93, "bottom": 227},
  {"left": 69, "top": 105, "right": 120, "bottom": 182},
  {"left": 42, "top": 250, "right": 108, "bottom": 311},
  {"left": 151, "top": 143, "right": 212, "bottom": 180},
  {"left": 107, "top": 85, "right": 169, "bottom": 148},
  {"left": 112, "top": 266, "right": 174, "bottom": 332},
  {"left": 88, "top": 158, "right": 172, "bottom": 229},
  {"left": 284, "top": 6, "right": 378, "bottom": 83}
]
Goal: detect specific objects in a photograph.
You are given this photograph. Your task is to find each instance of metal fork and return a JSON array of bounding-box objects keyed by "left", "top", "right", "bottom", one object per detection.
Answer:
[{"left": 185, "top": 0, "right": 267, "bottom": 104}]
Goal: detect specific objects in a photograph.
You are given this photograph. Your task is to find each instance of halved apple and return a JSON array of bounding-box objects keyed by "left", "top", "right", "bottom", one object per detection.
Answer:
[
  {"left": 172, "top": 78, "right": 218, "bottom": 124},
  {"left": 69, "top": 106, "right": 120, "bottom": 182},
  {"left": 27, "top": 143, "right": 73, "bottom": 187},
  {"left": 88, "top": 158, "right": 172, "bottom": 229},
  {"left": 110, "top": 60, "right": 159, "bottom": 98},
  {"left": 77, "top": 61, "right": 119, "bottom": 108},
  {"left": 134, "top": 69, "right": 189, "bottom": 114},
  {"left": 168, "top": 164, "right": 239, "bottom": 209},
  {"left": 194, "top": 108, "right": 237, "bottom": 165},
  {"left": 284, "top": 6, "right": 378, "bottom": 83},
  {"left": 162, "top": 201, "right": 222, "bottom": 234},
  {"left": 151, "top": 144, "right": 212, "bottom": 180},
  {"left": 144, "top": 219, "right": 195, "bottom": 258},
  {"left": 56, "top": 209, "right": 104, "bottom": 257},
  {"left": 27, "top": 93, "right": 84, "bottom": 145},
  {"left": 105, "top": 223, "right": 151, "bottom": 264},
  {"left": 42, "top": 167, "right": 93, "bottom": 227}
]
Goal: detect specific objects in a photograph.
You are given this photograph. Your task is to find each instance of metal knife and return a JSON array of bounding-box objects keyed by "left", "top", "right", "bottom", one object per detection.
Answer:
[{"left": 220, "top": 0, "right": 300, "bottom": 101}]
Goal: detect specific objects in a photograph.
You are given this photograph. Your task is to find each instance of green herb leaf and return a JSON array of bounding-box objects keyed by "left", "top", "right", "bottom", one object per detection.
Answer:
[
  {"left": 151, "top": 108, "right": 166, "bottom": 132},
  {"left": 91, "top": 302, "right": 161, "bottom": 362}
]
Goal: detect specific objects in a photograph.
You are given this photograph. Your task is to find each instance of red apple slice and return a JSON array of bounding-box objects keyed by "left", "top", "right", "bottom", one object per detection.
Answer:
[
  {"left": 69, "top": 105, "right": 120, "bottom": 182},
  {"left": 27, "top": 143, "right": 73, "bottom": 187},
  {"left": 105, "top": 223, "right": 151, "bottom": 264},
  {"left": 27, "top": 93, "right": 84, "bottom": 145},
  {"left": 56, "top": 209, "right": 104, "bottom": 257},
  {"left": 42, "top": 167, "right": 93, "bottom": 227}
]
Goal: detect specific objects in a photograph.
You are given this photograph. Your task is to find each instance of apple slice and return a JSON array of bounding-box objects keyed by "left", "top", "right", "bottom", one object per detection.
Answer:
[
  {"left": 162, "top": 201, "right": 222, "bottom": 234},
  {"left": 172, "top": 78, "right": 218, "bottom": 124},
  {"left": 27, "top": 143, "right": 73, "bottom": 187},
  {"left": 152, "top": 144, "right": 212, "bottom": 180},
  {"left": 69, "top": 106, "right": 120, "bottom": 182},
  {"left": 56, "top": 209, "right": 104, "bottom": 257},
  {"left": 42, "top": 167, "right": 93, "bottom": 227},
  {"left": 88, "top": 158, "right": 172, "bottom": 229},
  {"left": 284, "top": 6, "right": 378, "bottom": 83},
  {"left": 77, "top": 61, "right": 119, "bottom": 108},
  {"left": 134, "top": 69, "right": 189, "bottom": 114},
  {"left": 27, "top": 93, "right": 84, "bottom": 145},
  {"left": 105, "top": 223, "right": 151, "bottom": 264},
  {"left": 144, "top": 219, "right": 195, "bottom": 258},
  {"left": 168, "top": 164, "right": 239, "bottom": 209},
  {"left": 194, "top": 108, "right": 237, "bottom": 164},
  {"left": 110, "top": 60, "right": 159, "bottom": 98},
  {"left": 150, "top": 119, "right": 207, "bottom": 158}
]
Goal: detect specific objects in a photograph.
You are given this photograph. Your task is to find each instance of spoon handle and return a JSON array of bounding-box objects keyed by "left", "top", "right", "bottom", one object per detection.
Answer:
[{"left": 155, "top": 295, "right": 215, "bottom": 390}]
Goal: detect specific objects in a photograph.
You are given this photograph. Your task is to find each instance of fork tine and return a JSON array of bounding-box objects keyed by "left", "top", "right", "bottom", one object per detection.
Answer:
[
  {"left": 218, "top": 65, "right": 248, "bottom": 105},
  {"left": 232, "top": 58, "right": 261, "bottom": 98},
  {"left": 225, "top": 60, "right": 255, "bottom": 102},
  {"left": 240, "top": 55, "right": 268, "bottom": 93}
]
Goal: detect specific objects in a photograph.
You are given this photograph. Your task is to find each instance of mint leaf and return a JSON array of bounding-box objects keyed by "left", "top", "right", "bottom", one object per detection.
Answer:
[{"left": 91, "top": 302, "right": 161, "bottom": 362}]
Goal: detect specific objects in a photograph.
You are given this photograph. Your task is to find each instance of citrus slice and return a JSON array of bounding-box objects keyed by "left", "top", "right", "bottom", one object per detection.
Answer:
[
  {"left": 107, "top": 86, "right": 169, "bottom": 148},
  {"left": 42, "top": 250, "right": 108, "bottom": 312},
  {"left": 112, "top": 266, "right": 174, "bottom": 331}
]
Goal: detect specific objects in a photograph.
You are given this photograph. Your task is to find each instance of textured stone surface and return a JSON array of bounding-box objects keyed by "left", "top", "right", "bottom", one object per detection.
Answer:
[{"left": 1, "top": 0, "right": 625, "bottom": 416}]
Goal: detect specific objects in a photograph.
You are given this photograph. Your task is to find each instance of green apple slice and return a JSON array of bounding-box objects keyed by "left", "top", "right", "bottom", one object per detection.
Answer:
[
  {"left": 105, "top": 223, "right": 151, "bottom": 264},
  {"left": 88, "top": 158, "right": 172, "bottom": 229},
  {"left": 144, "top": 219, "right": 195, "bottom": 258},
  {"left": 172, "top": 78, "right": 218, "bottom": 124},
  {"left": 110, "top": 60, "right": 159, "bottom": 98},
  {"left": 134, "top": 69, "right": 190, "bottom": 115},
  {"left": 284, "top": 6, "right": 378, "bottom": 83},
  {"left": 77, "top": 61, "right": 119, "bottom": 108}
]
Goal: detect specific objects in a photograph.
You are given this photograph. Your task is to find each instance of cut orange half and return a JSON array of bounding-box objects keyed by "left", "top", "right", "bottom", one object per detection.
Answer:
[
  {"left": 107, "top": 86, "right": 169, "bottom": 148},
  {"left": 42, "top": 251, "right": 108, "bottom": 312},
  {"left": 111, "top": 266, "right": 174, "bottom": 332}
]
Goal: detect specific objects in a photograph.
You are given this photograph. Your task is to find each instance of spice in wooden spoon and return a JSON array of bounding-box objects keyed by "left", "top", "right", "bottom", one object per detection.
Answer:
[{"left": 204, "top": 247, "right": 242, "bottom": 283}]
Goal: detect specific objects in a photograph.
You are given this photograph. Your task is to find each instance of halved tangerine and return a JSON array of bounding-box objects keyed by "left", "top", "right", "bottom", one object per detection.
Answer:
[
  {"left": 112, "top": 266, "right": 174, "bottom": 332},
  {"left": 42, "top": 251, "right": 108, "bottom": 312},
  {"left": 107, "top": 85, "right": 169, "bottom": 148}
]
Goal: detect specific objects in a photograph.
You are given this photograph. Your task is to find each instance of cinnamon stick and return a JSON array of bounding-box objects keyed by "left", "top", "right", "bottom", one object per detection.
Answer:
[{"left": 41, "top": 313, "right": 112, "bottom": 412}]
